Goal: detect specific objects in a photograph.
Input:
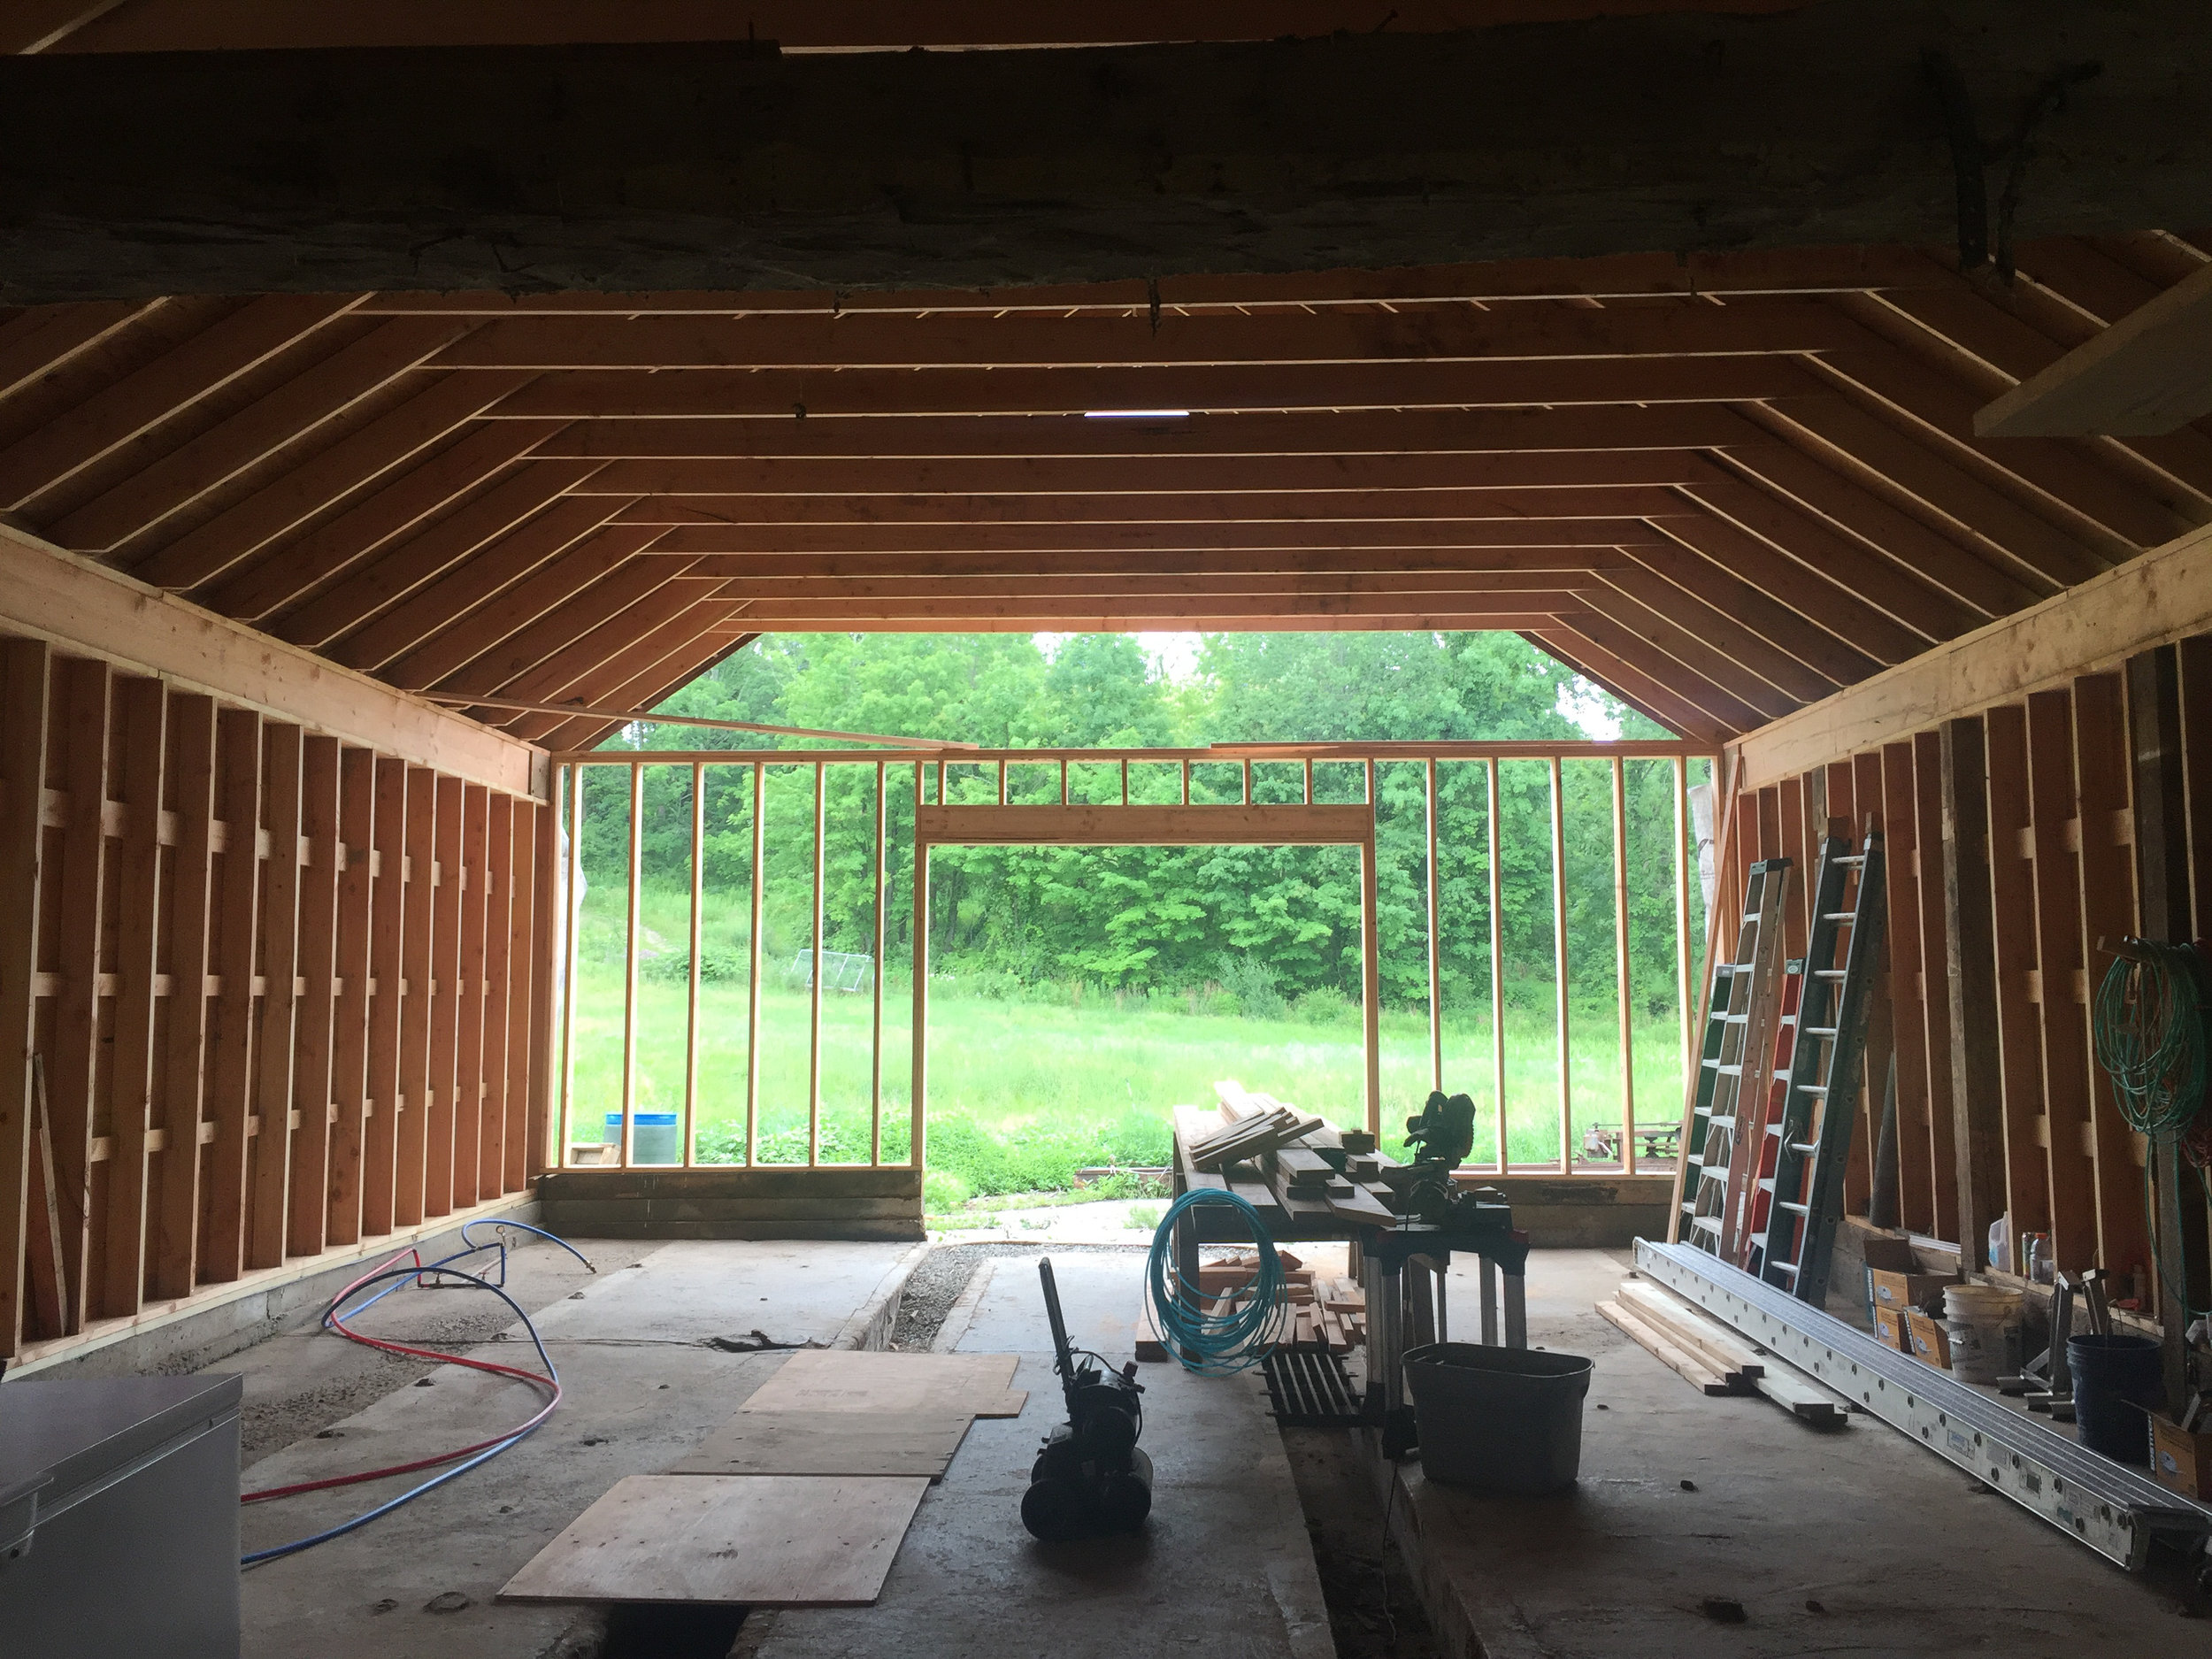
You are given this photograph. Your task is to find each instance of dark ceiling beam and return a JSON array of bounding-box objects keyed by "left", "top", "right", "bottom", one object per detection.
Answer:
[{"left": 5, "top": 7, "right": 2211, "bottom": 300}]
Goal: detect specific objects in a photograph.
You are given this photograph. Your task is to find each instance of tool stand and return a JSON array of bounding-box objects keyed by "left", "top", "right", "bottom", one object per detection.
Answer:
[{"left": 1361, "top": 1215, "right": 1531, "bottom": 1457}]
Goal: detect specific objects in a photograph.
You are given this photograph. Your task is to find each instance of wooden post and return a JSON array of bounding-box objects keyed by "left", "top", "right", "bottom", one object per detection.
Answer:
[
  {"left": 203, "top": 710, "right": 263, "bottom": 1281},
  {"left": 1940, "top": 717, "right": 2005, "bottom": 1270},
  {"left": 0, "top": 638, "right": 51, "bottom": 1358},
  {"left": 424, "top": 773, "right": 465, "bottom": 1211},
  {"left": 1878, "top": 741, "right": 1936, "bottom": 1237},
  {"left": 396, "top": 765, "right": 436, "bottom": 1225},
  {"left": 49, "top": 658, "right": 111, "bottom": 1324},
  {"left": 363, "top": 758, "right": 407, "bottom": 1233},
  {"left": 872, "top": 759, "right": 887, "bottom": 1166},
  {"left": 1981, "top": 706, "right": 2050, "bottom": 1263},
  {"left": 1426, "top": 757, "right": 1442, "bottom": 1094},
  {"left": 1673, "top": 757, "right": 1694, "bottom": 1167},
  {"left": 2024, "top": 690, "right": 2099, "bottom": 1271},
  {"left": 744, "top": 760, "right": 764, "bottom": 1166},
  {"left": 912, "top": 836, "right": 931, "bottom": 1170},
  {"left": 284, "top": 734, "right": 342, "bottom": 1263},
  {"left": 1912, "top": 731, "right": 1960, "bottom": 1243},
  {"left": 518, "top": 791, "right": 550, "bottom": 1187},
  {"left": 684, "top": 762, "right": 703, "bottom": 1167},
  {"left": 1550, "top": 756, "right": 1571, "bottom": 1170},
  {"left": 1488, "top": 756, "right": 1507, "bottom": 1171},
  {"left": 152, "top": 695, "right": 217, "bottom": 1299},
  {"left": 809, "top": 759, "right": 825, "bottom": 1166},
  {"left": 452, "top": 782, "right": 489, "bottom": 1203},
  {"left": 326, "top": 750, "right": 377, "bottom": 1241},
  {"left": 2126, "top": 645, "right": 2206, "bottom": 1415},
  {"left": 247, "top": 723, "right": 303, "bottom": 1271},
  {"left": 481, "top": 792, "right": 516, "bottom": 1196},
  {"left": 1612, "top": 757, "right": 1637, "bottom": 1174},
  {"left": 97, "top": 679, "right": 166, "bottom": 1317},
  {"left": 557, "top": 764, "right": 584, "bottom": 1170},
  {"left": 1363, "top": 760, "right": 1382, "bottom": 1139},
  {"left": 618, "top": 761, "right": 642, "bottom": 1168}
]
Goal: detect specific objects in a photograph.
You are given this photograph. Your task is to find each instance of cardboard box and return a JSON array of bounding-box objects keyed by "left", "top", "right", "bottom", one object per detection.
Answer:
[
  {"left": 2150, "top": 1415, "right": 2212, "bottom": 1500},
  {"left": 1903, "top": 1310, "right": 1952, "bottom": 1370},
  {"left": 1871, "top": 1303, "right": 1910, "bottom": 1351},
  {"left": 1863, "top": 1235, "right": 1961, "bottom": 1316}
]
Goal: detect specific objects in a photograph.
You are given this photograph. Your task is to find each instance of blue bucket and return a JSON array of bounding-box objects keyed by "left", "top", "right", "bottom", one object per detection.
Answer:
[{"left": 605, "top": 1111, "right": 681, "bottom": 1166}]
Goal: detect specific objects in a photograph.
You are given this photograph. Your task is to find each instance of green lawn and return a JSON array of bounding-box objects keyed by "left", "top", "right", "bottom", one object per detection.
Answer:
[{"left": 559, "top": 969, "right": 1689, "bottom": 1207}]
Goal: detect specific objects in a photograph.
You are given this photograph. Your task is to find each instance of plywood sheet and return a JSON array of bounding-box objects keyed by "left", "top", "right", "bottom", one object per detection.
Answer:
[
  {"left": 667, "top": 1410, "right": 974, "bottom": 1479},
  {"left": 740, "top": 1348, "right": 1026, "bottom": 1417},
  {"left": 498, "top": 1474, "right": 928, "bottom": 1607}
]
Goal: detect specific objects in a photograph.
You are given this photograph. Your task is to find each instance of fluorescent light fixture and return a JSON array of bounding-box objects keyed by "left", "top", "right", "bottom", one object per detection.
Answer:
[{"left": 1082, "top": 409, "right": 1191, "bottom": 419}]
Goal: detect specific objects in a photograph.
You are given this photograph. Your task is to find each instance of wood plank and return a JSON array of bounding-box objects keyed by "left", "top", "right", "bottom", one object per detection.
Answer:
[
  {"left": 524, "top": 795, "right": 556, "bottom": 1181},
  {"left": 0, "top": 526, "right": 539, "bottom": 796},
  {"left": 46, "top": 657, "right": 110, "bottom": 1330},
  {"left": 0, "top": 638, "right": 51, "bottom": 1357},
  {"left": 246, "top": 723, "right": 303, "bottom": 1272},
  {"left": 740, "top": 1349, "right": 1023, "bottom": 1418},
  {"left": 1594, "top": 1297, "right": 1732, "bottom": 1395},
  {"left": 424, "top": 774, "right": 465, "bottom": 1215},
  {"left": 1980, "top": 705, "right": 2050, "bottom": 1256},
  {"left": 1910, "top": 730, "right": 1959, "bottom": 1243},
  {"left": 150, "top": 693, "right": 216, "bottom": 1302},
  {"left": 96, "top": 675, "right": 165, "bottom": 1318},
  {"left": 2024, "top": 689, "right": 2100, "bottom": 1271},
  {"left": 496, "top": 1474, "right": 928, "bottom": 1608},
  {"left": 2070, "top": 673, "right": 2153, "bottom": 1281},
  {"left": 1939, "top": 718, "right": 2005, "bottom": 1270},
  {"left": 286, "top": 734, "right": 342, "bottom": 1260},
  {"left": 360, "top": 758, "right": 407, "bottom": 1234},
  {"left": 325, "top": 745, "right": 376, "bottom": 1244},
  {"left": 453, "top": 782, "right": 490, "bottom": 1207},
  {"left": 1878, "top": 741, "right": 1936, "bottom": 1237},
  {"left": 480, "top": 791, "right": 514, "bottom": 1201},
  {"left": 666, "top": 1411, "right": 973, "bottom": 1480},
  {"left": 394, "top": 768, "right": 436, "bottom": 1226},
  {"left": 916, "top": 803, "right": 1371, "bottom": 848},
  {"left": 1977, "top": 260, "right": 2212, "bottom": 437},
  {"left": 1739, "top": 521, "right": 2212, "bottom": 787},
  {"left": 200, "top": 708, "right": 263, "bottom": 1282}
]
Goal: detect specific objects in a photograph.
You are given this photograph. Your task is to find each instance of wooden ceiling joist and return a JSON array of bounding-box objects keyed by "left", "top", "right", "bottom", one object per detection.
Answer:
[{"left": 0, "top": 235, "right": 2205, "bottom": 750}]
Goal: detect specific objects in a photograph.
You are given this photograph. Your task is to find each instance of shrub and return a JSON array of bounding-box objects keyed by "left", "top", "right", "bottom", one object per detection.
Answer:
[{"left": 1216, "top": 952, "right": 1286, "bottom": 1020}]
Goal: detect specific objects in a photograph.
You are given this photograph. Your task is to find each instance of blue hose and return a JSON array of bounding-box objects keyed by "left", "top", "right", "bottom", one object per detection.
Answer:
[{"left": 1145, "top": 1188, "right": 1289, "bottom": 1376}]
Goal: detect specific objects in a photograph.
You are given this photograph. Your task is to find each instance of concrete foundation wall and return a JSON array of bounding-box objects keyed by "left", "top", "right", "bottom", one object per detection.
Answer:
[{"left": 536, "top": 1167, "right": 926, "bottom": 1241}]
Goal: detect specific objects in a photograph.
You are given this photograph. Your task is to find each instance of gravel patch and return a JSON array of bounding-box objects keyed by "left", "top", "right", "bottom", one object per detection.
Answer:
[{"left": 890, "top": 1240, "right": 1145, "bottom": 1350}]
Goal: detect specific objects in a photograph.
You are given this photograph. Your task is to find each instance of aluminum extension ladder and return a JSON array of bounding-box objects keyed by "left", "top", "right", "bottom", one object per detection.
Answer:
[
  {"left": 1743, "top": 828, "right": 1886, "bottom": 1306},
  {"left": 1678, "top": 858, "right": 1791, "bottom": 1257}
]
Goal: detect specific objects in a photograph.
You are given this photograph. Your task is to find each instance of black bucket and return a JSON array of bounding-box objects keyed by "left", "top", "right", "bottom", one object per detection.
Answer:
[
  {"left": 2068, "top": 1333, "right": 2161, "bottom": 1463},
  {"left": 1402, "top": 1342, "right": 1593, "bottom": 1493}
]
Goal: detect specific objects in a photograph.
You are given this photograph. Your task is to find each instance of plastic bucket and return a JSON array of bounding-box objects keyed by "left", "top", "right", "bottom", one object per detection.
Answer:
[
  {"left": 605, "top": 1111, "right": 681, "bottom": 1165},
  {"left": 1402, "top": 1342, "right": 1592, "bottom": 1494},
  {"left": 1941, "top": 1285, "right": 2023, "bottom": 1386},
  {"left": 2068, "top": 1333, "right": 2162, "bottom": 1463}
]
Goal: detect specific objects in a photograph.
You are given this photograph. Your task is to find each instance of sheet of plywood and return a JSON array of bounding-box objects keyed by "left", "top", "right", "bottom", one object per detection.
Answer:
[
  {"left": 667, "top": 1411, "right": 974, "bottom": 1479},
  {"left": 498, "top": 1474, "right": 928, "bottom": 1607},
  {"left": 740, "top": 1348, "right": 1025, "bottom": 1417}
]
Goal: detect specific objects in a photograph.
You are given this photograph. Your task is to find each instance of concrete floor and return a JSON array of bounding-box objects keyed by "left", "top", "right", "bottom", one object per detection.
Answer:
[
  {"left": 1398, "top": 1248, "right": 2208, "bottom": 1658},
  {"left": 742, "top": 1248, "right": 1335, "bottom": 1659},
  {"left": 214, "top": 1237, "right": 918, "bottom": 1658}
]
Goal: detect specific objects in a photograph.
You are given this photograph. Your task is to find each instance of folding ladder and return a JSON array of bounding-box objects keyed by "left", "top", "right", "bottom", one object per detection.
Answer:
[
  {"left": 1745, "top": 829, "right": 1887, "bottom": 1305},
  {"left": 1678, "top": 858, "right": 1791, "bottom": 1257}
]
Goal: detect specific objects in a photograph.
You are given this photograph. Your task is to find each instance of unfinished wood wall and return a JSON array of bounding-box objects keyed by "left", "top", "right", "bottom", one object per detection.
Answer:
[
  {"left": 0, "top": 630, "right": 557, "bottom": 1362},
  {"left": 1706, "top": 636, "right": 2212, "bottom": 1314}
]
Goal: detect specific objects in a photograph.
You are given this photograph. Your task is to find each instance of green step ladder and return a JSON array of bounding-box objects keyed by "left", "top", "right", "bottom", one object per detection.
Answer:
[
  {"left": 1745, "top": 828, "right": 1886, "bottom": 1306},
  {"left": 1678, "top": 857, "right": 1791, "bottom": 1258}
]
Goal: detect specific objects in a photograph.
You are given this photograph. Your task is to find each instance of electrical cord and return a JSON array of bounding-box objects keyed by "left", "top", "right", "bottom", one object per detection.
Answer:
[
  {"left": 239, "top": 1224, "right": 595, "bottom": 1566},
  {"left": 1145, "top": 1188, "right": 1289, "bottom": 1376}
]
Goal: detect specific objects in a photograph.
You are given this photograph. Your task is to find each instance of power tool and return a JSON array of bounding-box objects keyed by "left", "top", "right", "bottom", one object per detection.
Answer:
[{"left": 1019, "top": 1257, "right": 1153, "bottom": 1541}]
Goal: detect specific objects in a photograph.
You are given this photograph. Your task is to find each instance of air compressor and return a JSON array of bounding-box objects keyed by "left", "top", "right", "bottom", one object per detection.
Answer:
[{"left": 1019, "top": 1257, "right": 1153, "bottom": 1541}]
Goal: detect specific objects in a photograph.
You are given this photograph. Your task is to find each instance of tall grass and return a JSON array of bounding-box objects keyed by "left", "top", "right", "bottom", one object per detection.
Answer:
[{"left": 562, "top": 881, "right": 1689, "bottom": 1201}]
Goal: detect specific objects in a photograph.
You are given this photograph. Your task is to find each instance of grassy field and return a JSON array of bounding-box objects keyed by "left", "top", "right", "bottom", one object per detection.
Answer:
[{"left": 560, "top": 967, "right": 1690, "bottom": 1208}]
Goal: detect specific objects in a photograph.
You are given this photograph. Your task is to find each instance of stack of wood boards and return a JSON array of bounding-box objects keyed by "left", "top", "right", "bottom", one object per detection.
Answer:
[
  {"left": 1173, "top": 1084, "right": 1401, "bottom": 1230},
  {"left": 1135, "top": 1248, "right": 1366, "bottom": 1360},
  {"left": 499, "top": 1351, "right": 1025, "bottom": 1608},
  {"left": 1596, "top": 1276, "right": 1849, "bottom": 1428}
]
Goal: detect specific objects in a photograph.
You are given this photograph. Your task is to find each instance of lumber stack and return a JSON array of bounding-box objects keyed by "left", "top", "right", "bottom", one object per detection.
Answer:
[
  {"left": 1596, "top": 1274, "right": 1849, "bottom": 1427},
  {"left": 1135, "top": 1248, "right": 1367, "bottom": 1361}
]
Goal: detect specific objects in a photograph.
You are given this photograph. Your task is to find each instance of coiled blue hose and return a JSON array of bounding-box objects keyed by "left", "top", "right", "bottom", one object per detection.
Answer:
[{"left": 1146, "top": 1188, "right": 1290, "bottom": 1376}]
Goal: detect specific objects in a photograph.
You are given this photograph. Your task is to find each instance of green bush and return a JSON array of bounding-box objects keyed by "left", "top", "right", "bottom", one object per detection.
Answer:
[{"left": 924, "top": 1111, "right": 1172, "bottom": 1197}]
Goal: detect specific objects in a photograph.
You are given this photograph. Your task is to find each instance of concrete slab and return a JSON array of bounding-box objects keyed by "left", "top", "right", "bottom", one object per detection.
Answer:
[
  {"left": 216, "top": 1239, "right": 921, "bottom": 1658},
  {"left": 1399, "top": 1249, "right": 2200, "bottom": 1657},
  {"left": 745, "top": 1248, "right": 1332, "bottom": 1659}
]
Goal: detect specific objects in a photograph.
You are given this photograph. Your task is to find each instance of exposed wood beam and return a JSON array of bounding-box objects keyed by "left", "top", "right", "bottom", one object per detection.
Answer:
[
  {"left": 485, "top": 356, "right": 1820, "bottom": 419},
  {"left": 273, "top": 460, "right": 605, "bottom": 650},
  {"left": 549, "top": 634, "right": 759, "bottom": 754},
  {"left": 378, "top": 522, "right": 665, "bottom": 690},
  {"left": 0, "top": 294, "right": 362, "bottom": 512},
  {"left": 443, "top": 302, "right": 1853, "bottom": 372},
  {"left": 0, "top": 300, "right": 164, "bottom": 403},
  {"left": 701, "top": 572, "right": 1603, "bottom": 603},
  {"left": 1525, "top": 626, "right": 1727, "bottom": 742},
  {"left": 680, "top": 549, "right": 1629, "bottom": 580},
  {"left": 50, "top": 316, "right": 478, "bottom": 553},
  {"left": 129, "top": 370, "right": 534, "bottom": 591},
  {"left": 1617, "top": 534, "right": 1878, "bottom": 686},
  {"left": 1645, "top": 509, "right": 1917, "bottom": 667},
  {"left": 1977, "top": 262, "right": 2212, "bottom": 438},
  {"left": 430, "top": 562, "right": 710, "bottom": 700},
  {"left": 1737, "top": 520, "right": 2212, "bottom": 785},
  {"left": 329, "top": 496, "right": 636, "bottom": 675},
  {"left": 642, "top": 520, "right": 1667, "bottom": 555},
  {"left": 204, "top": 419, "right": 567, "bottom": 622},
  {"left": 605, "top": 487, "right": 1701, "bottom": 525},
  {"left": 713, "top": 595, "right": 1582, "bottom": 624},
  {"left": 1595, "top": 565, "right": 1835, "bottom": 703},
  {"left": 1565, "top": 601, "right": 1774, "bottom": 733},
  {"left": 6, "top": 1, "right": 129, "bottom": 54},
  {"left": 0, "top": 526, "right": 540, "bottom": 794},
  {"left": 465, "top": 576, "right": 733, "bottom": 720},
  {"left": 496, "top": 601, "right": 750, "bottom": 743}
]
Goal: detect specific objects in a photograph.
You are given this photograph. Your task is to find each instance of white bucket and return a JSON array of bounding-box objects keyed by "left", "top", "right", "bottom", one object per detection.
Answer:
[{"left": 1942, "top": 1284, "right": 2024, "bottom": 1385}]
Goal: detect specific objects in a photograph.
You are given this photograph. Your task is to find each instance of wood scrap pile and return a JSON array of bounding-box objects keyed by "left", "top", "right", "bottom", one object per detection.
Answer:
[
  {"left": 1596, "top": 1274, "right": 1849, "bottom": 1428},
  {"left": 1186, "top": 1099, "right": 1328, "bottom": 1172},
  {"left": 1173, "top": 1082, "right": 1399, "bottom": 1228}
]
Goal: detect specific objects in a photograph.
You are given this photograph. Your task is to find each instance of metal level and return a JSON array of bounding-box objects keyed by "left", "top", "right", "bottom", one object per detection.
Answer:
[{"left": 1636, "top": 1240, "right": 2212, "bottom": 1571}]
